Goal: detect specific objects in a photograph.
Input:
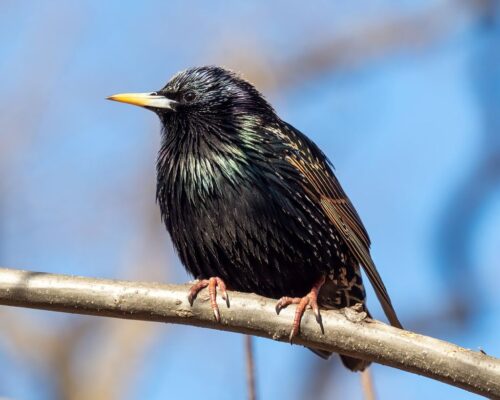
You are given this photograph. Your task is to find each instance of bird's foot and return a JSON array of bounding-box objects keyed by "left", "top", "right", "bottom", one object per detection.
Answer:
[
  {"left": 275, "top": 276, "right": 326, "bottom": 342},
  {"left": 187, "top": 277, "right": 229, "bottom": 322}
]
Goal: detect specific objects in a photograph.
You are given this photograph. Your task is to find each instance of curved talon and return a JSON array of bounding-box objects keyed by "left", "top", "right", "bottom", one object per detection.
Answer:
[
  {"left": 187, "top": 280, "right": 209, "bottom": 306},
  {"left": 312, "top": 301, "right": 322, "bottom": 324},
  {"left": 187, "top": 277, "right": 229, "bottom": 322},
  {"left": 275, "top": 296, "right": 295, "bottom": 315},
  {"left": 275, "top": 276, "right": 326, "bottom": 342},
  {"left": 215, "top": 277, "right": 230, "bottom": 307}
]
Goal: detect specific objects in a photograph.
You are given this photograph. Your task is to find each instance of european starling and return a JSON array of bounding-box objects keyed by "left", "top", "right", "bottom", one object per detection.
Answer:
[{"left": 108, "top": 66, "right": 402, "bottom": 371}]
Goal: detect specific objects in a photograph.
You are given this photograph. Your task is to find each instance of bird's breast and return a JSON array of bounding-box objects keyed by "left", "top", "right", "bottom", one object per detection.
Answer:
[{"left": 157, "top": 156, "right": 344, "bottom": 298}]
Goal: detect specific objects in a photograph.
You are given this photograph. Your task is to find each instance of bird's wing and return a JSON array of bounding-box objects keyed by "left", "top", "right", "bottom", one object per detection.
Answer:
[{"left": 282, "top": 122, "right": 402, "bottom": 328}]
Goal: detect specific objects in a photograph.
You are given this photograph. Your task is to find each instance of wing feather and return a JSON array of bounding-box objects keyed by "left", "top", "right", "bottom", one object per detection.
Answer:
[{"left": 283, "top": 123, "right": 402, "bottom": 328}]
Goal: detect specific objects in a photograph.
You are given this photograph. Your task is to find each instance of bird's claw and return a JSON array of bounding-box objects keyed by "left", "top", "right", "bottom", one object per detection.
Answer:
[
  {"left": 275, "top": 276, "right": 326, "bottom": 342},
  {"left": 275, "top": 296, "right": 295, "bottom": 315},
  {"left": 187, "top": 277, "right": 229, "bottom": 322}
]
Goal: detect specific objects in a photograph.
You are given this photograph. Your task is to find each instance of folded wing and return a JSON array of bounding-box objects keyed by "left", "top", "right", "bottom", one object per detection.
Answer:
[{"left": 282, "top": 122, "right": 402, "bottom": 328}]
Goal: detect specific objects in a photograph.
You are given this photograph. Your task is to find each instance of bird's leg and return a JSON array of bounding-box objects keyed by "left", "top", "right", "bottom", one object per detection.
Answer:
[
  {"left": 187, "top": 277, "right": 229, "bottom": 322},
  {"left": 275, "top": 275, "right": 326, "bottom": 342}
]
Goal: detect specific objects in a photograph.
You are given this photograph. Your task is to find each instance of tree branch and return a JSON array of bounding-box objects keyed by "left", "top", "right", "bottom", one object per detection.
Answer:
[{"left": 0, "top": 267, "right": 498, "bottom": 398}]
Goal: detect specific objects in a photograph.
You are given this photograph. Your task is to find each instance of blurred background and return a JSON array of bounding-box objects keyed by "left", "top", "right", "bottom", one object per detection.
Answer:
[{"left": 0, "top": 1, "right": 499, "bottom": 399}]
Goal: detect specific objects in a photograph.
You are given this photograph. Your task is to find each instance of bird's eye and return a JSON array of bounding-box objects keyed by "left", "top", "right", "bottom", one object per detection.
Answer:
[{"left": 184, "top": 91, "right": 197, "bottom": 102}]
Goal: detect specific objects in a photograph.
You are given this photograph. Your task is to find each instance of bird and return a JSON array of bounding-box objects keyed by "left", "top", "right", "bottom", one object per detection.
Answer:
[{"left": 108, "top": 66, "right": 402, "bottom": 371}]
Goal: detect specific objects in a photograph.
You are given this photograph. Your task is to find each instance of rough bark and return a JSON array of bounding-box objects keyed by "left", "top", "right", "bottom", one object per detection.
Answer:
[{"left": 0, "top": 267, "right": 498, "bottom": 398}]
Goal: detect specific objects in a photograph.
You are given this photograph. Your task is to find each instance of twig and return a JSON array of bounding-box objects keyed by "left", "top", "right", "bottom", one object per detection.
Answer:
[
  {"left": 0, "top": 267, "right": 499, "bottom": 398},
  {"left": 361, "top": 369, "right": 376, "bottom": 400},
  {"left": 245, "top": 335, "right": 257, "bottom": 400}
]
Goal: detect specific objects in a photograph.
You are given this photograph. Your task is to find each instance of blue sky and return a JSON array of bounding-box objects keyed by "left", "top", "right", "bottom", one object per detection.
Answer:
[{"left": 0, "top": 2, "right": 498, "bottom": 399}]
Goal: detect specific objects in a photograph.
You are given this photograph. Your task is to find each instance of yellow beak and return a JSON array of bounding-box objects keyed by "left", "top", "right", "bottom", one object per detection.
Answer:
[{"left": 107, "top": 92, "right": 176, "bottom": 109}]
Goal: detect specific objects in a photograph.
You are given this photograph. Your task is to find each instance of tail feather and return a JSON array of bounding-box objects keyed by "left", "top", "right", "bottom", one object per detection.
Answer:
[
  {"left": 307, "top": 348, "right": 371, "bottom": 371},
  {"left": 308, "top": 348, "right": 332, "bottom": 360},
  {"left": 340, "top": 355, "right": 371, "bottom": 372}
]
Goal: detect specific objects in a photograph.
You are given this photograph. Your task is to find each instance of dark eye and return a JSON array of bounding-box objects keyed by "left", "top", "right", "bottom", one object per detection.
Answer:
[{"left": 184, "top": 91, "right": 196, "bottom": 102}]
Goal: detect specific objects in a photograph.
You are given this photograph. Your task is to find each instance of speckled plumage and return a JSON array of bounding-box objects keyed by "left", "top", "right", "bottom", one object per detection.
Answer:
[{"left": 145, "top": 66, "right": 401, "bottom": 370}]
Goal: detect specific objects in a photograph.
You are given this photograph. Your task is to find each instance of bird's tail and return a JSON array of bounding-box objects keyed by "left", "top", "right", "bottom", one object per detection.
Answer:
[
  {"left": 339, "top": 354, "right": 371, "bottom": 371},
  {"left": 308, "top": 348, "right": 370, "bottom": 371}
]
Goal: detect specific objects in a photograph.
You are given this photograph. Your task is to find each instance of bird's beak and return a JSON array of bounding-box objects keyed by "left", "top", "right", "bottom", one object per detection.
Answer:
[{"left": 107, "top": 92, "right": 177, "bottom": 110}]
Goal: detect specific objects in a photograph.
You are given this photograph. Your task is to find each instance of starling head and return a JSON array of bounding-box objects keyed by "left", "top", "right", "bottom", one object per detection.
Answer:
[
  {"left": 109, "top": 66, "right": 283, "bottom": 198},
  {"left": 108, "top": 66, "right": 276, "bottom": 140}
]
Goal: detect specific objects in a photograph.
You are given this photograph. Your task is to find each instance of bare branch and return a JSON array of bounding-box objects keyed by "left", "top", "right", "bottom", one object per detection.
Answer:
[
  {"left": 0, "top": 267, "right": 498, "bottom": 398},
  {"left": 361, "top": 369, "right": 377, "bottom": 400},
  {"left": 245, "top": 335, "right": 257, "bottom": 400}
]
